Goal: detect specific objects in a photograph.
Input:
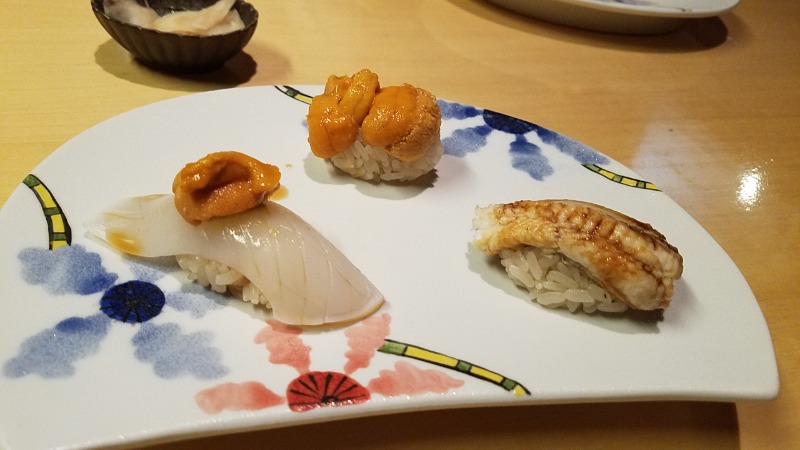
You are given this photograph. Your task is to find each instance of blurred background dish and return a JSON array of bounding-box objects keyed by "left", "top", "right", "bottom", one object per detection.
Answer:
[
  {"left": 484, "top": 0, "right": 739, "bottom": 34},
  {"left": 91, "top": 0, "right": 258, "bottom": 73}
]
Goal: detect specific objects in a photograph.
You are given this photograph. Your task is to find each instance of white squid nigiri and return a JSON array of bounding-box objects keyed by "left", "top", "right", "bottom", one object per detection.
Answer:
[{"left": 85, "top": 194, "right": 384, "bottom": 326}]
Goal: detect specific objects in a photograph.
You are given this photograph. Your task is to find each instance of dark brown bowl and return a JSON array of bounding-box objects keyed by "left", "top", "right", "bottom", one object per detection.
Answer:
[{"left": 91, "top": 0, "right": 258, "bottom": 73}]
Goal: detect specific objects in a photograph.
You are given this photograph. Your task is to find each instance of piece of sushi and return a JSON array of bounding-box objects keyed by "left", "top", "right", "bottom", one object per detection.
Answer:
[
  {"left": 85, "top": 151, "right": 384, "bottom": 326},
  {"left": 472, "top": 200, "right": 683, "bottom": 313},
  {"left": 86, "top": 195, "right": 384, "bottom": 325},
  {"left": 307, "top": 69, "right": 443, "bottom": 182}
]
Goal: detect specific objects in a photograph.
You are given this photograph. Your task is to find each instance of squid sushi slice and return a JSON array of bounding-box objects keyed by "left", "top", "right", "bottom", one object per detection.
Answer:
[{"left": 85, "top": 194, "right": 384, "bottom": 326}]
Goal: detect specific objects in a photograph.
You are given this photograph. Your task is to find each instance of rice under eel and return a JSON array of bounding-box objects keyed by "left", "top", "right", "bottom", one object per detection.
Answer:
[
  {"left": 85, "top": 195, "right": 384, "bottom": 326},
  {"left": 473, "top": 200, "right": 683, "bottom": 312}
]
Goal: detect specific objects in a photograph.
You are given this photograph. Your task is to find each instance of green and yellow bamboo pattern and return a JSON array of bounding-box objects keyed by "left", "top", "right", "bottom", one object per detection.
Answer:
[
  {"left": 379, "top": 339, "right": 531, "bottom": 397},
  {"left": 23, "top": 174, "right": 71, "bottom": 250},
  {"left": 583, "top": 163, "right": 659, "bottom": 191}
]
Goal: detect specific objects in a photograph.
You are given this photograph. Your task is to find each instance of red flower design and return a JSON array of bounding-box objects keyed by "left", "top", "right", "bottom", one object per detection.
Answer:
[{"left": 286, "top": 371, "right": 370, "bottom": 412}]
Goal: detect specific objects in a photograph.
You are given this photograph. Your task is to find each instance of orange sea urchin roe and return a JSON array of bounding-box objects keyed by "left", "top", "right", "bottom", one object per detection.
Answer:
[
  {"left": 361, "top": 84, "right": 441, "bottom": 162},
  {"left": 307, "top": 69, "right": 380, "bottom": 158},
  {"left": 172, "top": 151, "right": 281, "bottom": 225}
]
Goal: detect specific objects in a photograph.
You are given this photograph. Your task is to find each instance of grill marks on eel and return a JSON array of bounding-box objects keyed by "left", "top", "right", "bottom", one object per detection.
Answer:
[{"left": 476, "top": 200, "right": 683, "bottom": 311}]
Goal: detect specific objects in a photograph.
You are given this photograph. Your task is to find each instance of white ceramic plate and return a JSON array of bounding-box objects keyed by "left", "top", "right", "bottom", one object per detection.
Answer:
[
  {"left": 485, "top": 0, "right": 740, "bottom": 33},
  {"left": 0, "top": 86, "right": 777, "bottom": 449}
]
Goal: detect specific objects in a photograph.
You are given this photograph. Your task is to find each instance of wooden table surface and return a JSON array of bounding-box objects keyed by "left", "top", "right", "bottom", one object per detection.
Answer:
[{"left": 1, "top": 1, "right": 798, "bottom": 448}]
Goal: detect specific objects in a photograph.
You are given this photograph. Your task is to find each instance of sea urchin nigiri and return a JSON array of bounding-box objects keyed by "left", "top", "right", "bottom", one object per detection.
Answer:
[{"left": 85, "top": 151, "right": 384, "bottom": 326}]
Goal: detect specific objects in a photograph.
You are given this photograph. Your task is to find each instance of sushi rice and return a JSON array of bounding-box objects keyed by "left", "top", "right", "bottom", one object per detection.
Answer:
[
  {"left": 498, "top": 247, "right": 628, "bottom": 313},
  {"left": 330, "top": 136, "right": 443, "bottom": 182},
  {"left": 177, "top": 254, "right": 270, "bottom": 307}
]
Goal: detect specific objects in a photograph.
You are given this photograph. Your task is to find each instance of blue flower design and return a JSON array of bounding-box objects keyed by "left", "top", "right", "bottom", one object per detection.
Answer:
[
  {"left": 3, "top": 313, "right": 111, "bottom": 378},
  {"left": 18, "top": 245, "right": 117, "bottom": 295},
  {"left": 100, "top": 280, "right": 166, "bottom": 324},
  {"left": 439, "top": 100, "right": 609, "bottom": 180},
  {"left": 133, "top": 322, "right": 227, "bottom": 379},
  {"left": 5, "top": 244, "right": 229, "bottom": 380}
]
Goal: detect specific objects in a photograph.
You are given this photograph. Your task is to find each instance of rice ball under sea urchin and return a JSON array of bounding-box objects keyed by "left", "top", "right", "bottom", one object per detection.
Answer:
[
  {"left": 472, "top": 199, "right": 684, "bottom": 314},
  {"left": 306, "top": 68, "right": 443, "bottom": 182}
]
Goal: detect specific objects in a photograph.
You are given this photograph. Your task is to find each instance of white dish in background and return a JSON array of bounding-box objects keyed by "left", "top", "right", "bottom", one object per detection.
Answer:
[
  {"left": 485, "top": 0, "right": 740, "bottom": 34},
  {"left": 0, "top": 86, "right": 777, "bottom": 449}
]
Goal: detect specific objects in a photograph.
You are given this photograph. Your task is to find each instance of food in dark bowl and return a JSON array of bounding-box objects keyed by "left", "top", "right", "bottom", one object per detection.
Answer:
[{"left": 91, "top": 0, "right": 258, "bottom": 73}]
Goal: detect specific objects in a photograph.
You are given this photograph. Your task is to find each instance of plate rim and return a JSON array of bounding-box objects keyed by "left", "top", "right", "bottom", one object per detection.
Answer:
[{"left": 0, "top": 85, "right": 778, "bottom": 450}]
